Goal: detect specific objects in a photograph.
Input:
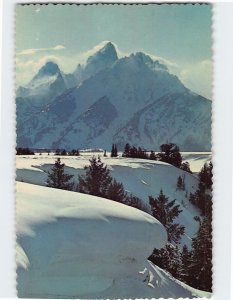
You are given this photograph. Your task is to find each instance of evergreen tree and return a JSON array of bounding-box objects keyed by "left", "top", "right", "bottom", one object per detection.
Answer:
[
  {"left": 78, "top": 156, "right": 112, "bottom": 198},
  {"left": 150, "top": 150, "right": 156, "bottom": 160},
  {"left": 157, "top": 143, "right": 182, "bottom": 168},
  {"left": 189, "top": 162, "right": 213, "bottom": 216},
  {"left": 180, "top": 161, "right": 192, "bottom": 173},
  {"left": 61, "top": 149, "right": 67, "bottom": 156},
  {"left": 46, "top": 158, "right": 74, "bottom": 190},
  {"left": 111, "top": 144, "right": 118, "bottom": 157},
  {"left": 149, "top": 190, "right": 185, "bottom": 243},
  {"left": 178, "top": 245, "right": 192, "bottom": 283},
  {"left": 176, "top": 176, "right": 183, "bottom": 190},
  {"left": 189, "top": 217, "right": 212, "bottom": 292},
  {"left": 111, "top": 144, "right": 115, "bottom": 157},
  {"left": 55, "top": 149, "right": 60, "bottom": 155},
  {"left": 106, "top": 179, "right": 126, "bottom": 203},
  {"left": 125, "top": 194, "right": 150, "bottom": 213},
  {"left": 149, "top": 244, "right": 182, "bottom": 278},
  {"left": 114, "top": 144, "right": 118, "bottom": 157},
  {"left": 123, "top": 143, "right": 131, "bottom": 157},
  {"left": 199, "top": 162, "right": 213, "bottom": 191}
]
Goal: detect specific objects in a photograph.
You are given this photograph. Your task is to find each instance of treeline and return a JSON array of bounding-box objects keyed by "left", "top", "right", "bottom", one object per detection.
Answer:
[
  {"left": 149, "top": 161, "right": 213, "bottom": 292},
  {"left": 122, "top": 143, "right": 192, "bottom": 173},
  {"left": 16, "top": 147, "right": 35, "bottom": 155},
  {"left": 55, "top": 149, "right": 80, "bottom": 156},
  {"left": 46, "top": 156, "right": 149, "bottom": 213}
]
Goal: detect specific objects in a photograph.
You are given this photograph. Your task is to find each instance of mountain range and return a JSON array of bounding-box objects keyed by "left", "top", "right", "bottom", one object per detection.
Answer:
[{"left": 16, "top": 42, "right": 211, "bottom": 151}]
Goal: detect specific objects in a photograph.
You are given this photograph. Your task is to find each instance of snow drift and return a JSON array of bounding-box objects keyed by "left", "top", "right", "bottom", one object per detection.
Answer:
[
  {"left": 17, "top": 182, "right": 167, "bottom": 298},
  {"left": 16, "top": 154, "right": 202, "bottom": 247},
  {"left": 16, "top": 182, "right": 210, "bottom": 298}
]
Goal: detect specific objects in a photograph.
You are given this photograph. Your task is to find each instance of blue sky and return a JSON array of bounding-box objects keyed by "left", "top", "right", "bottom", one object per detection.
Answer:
[{"left": 16, "top": 4, "right": 212, "bottom": 98}]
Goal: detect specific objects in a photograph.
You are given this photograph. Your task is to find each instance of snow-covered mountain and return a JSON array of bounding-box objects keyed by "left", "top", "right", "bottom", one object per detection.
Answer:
[
  {"left": 16, "top": 61, "right": 76, "bottom": 105},
  {"left": 16, "top": 42, "right": 211, "bottom": 151}
]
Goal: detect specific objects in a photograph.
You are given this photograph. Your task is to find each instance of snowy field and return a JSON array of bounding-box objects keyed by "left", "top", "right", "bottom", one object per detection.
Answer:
[
  {"left": 16, "top": 152, "right": 211, "bottom": 298},
  {"left": 16, "top": 182, "right": 210, "bottom": 299},
  {"left": 16, "top": 152, "right": 211, "bottom": 247}
]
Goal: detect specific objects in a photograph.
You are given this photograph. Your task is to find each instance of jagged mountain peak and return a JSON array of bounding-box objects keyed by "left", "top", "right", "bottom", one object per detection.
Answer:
[
  {"left": 128, "top": 52, "right": 168, "bottom": 72},
  {"left": 86, "top": 41, "right": 118, "bottom": 65},
  {"left": 36, "top": 61, "right": 61, "bottom": 78}
]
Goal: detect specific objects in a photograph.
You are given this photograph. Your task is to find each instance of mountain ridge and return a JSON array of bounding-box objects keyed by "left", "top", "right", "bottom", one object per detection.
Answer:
[{"left": 16, "top": 42, "right": 211, "bottom": 151}]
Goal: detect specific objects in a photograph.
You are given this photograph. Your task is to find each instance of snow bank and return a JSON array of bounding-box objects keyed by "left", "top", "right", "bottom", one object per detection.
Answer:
[
  {"left": 17, "top": 182, "right": 167, "bottom": 298},
  {"left": 16, "top": 154, "right": 202, "bottom": 247}
]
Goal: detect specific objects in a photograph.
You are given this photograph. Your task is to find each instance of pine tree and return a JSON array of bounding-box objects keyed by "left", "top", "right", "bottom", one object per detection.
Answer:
[
  {"left": 61, "top": 149, "right": 67, "bottom": 156},
  {"left": 189, "top": 217, "right": 212, "bottom": 292},
  {"left": 176, "top": 176, "right": 183, "bottom": 190},
  {"left": 46, "top": 158, "right": 74, "bottom": 190},
  {"left": 150, "top": 150, "right": 156, "bottom": 160},
  {"left": 180, "top": 161, "right": 192, "bottom": 173},
  {"left": 149, "top": 190, "right": 185, "bottom": 243},
  {"left": 178, "top": 245, "right": 192, "bottom": 283},
  {"left": 189, "top": 162, "right": 213, "bottom": 216},
  {"left": 55, "top": 149, "right": 60, "bottom": 155},
  {"left": 106, "top": 179, "right": 126, "bottom": 203},
  {"left": 111, "top": 144, "right": 115, "bottom": 157},
  {"left": 78, "top": 156, "right": 112, "bottom": 198},
  {"left": 114, "top": 144, "right": 118, "bottom": 157},
  {"left": 157, "top": 143, "right": 182, "bottom": 168},
  {"left": 149, "top": 244, "right": 182, "bottom": 278},
  {"left": 122, "top": 143, "right": 131, "bottom": 157},
  {"left": 125, "top": 194, "right": 150, "bottom": 213}
]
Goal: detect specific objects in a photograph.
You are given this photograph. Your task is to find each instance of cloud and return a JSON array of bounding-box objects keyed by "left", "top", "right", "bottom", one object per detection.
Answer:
[
  {"left": 179, "top": 60, "right": 212, "bottom": 99},
  {"left": 17, "top": 45, "right": 66, "bottom": 56},
  {"left": 16, "top": 55, "right": 62, "bottom": 86}
]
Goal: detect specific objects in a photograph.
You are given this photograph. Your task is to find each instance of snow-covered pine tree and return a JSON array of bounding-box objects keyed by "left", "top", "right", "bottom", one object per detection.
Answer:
[
  {"left": 149, "top": 244, "right": 182, "bottom": 278},
  {"left": 178, "top": 244, "right": 192, "bottom": 283},
  {"left": 46, "top": 158, "right": 74, "bottom": 190},
  {"left": 189, "top": 217, "right": 212, "bottom": 292},
  {"left": 149, "top": 190, "right": 185, "bottom": 243}
]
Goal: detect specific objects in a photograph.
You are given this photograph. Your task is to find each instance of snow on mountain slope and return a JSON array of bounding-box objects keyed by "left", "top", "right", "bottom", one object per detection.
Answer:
[
  {"left": 73, "top": 41, "right": 118, "bottom": 83},
  {"left": 16, "top": 182, "right": 209, "bottom": 298},
  {"left": 16, "top": 62, "right": 77, "bottom": 110},
  {"left": 16, "top": 42, "right": 211, "bottom": 151},
  {"left": 55, "top": 96, "right": 118, "bottom": 149},
  {"left": 16, "top": 155, "right": 201, "bottom": 247},
  {"left": 114, "top": 91, "right": 211, "bottom": 151}
]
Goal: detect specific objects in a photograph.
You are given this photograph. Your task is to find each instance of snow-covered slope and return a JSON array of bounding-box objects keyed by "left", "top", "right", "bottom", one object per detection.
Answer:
[
  {"left": 16, "top": 42, "right": 211, "bottom": 151},
  {"left": 16, "top": 62, "right": 77, "bottom": 108},
  {"left": 114, "top": 92, "right": 211, "bottom": 151},
  {"left": 16, "top": 154, "right": 202, "bottom": 247},
  {"left": 73, "top": 41, "right": 118, "bottom": 83},
  {"left": 16, "top": 182, "right": 209, "bottom": 298}
]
